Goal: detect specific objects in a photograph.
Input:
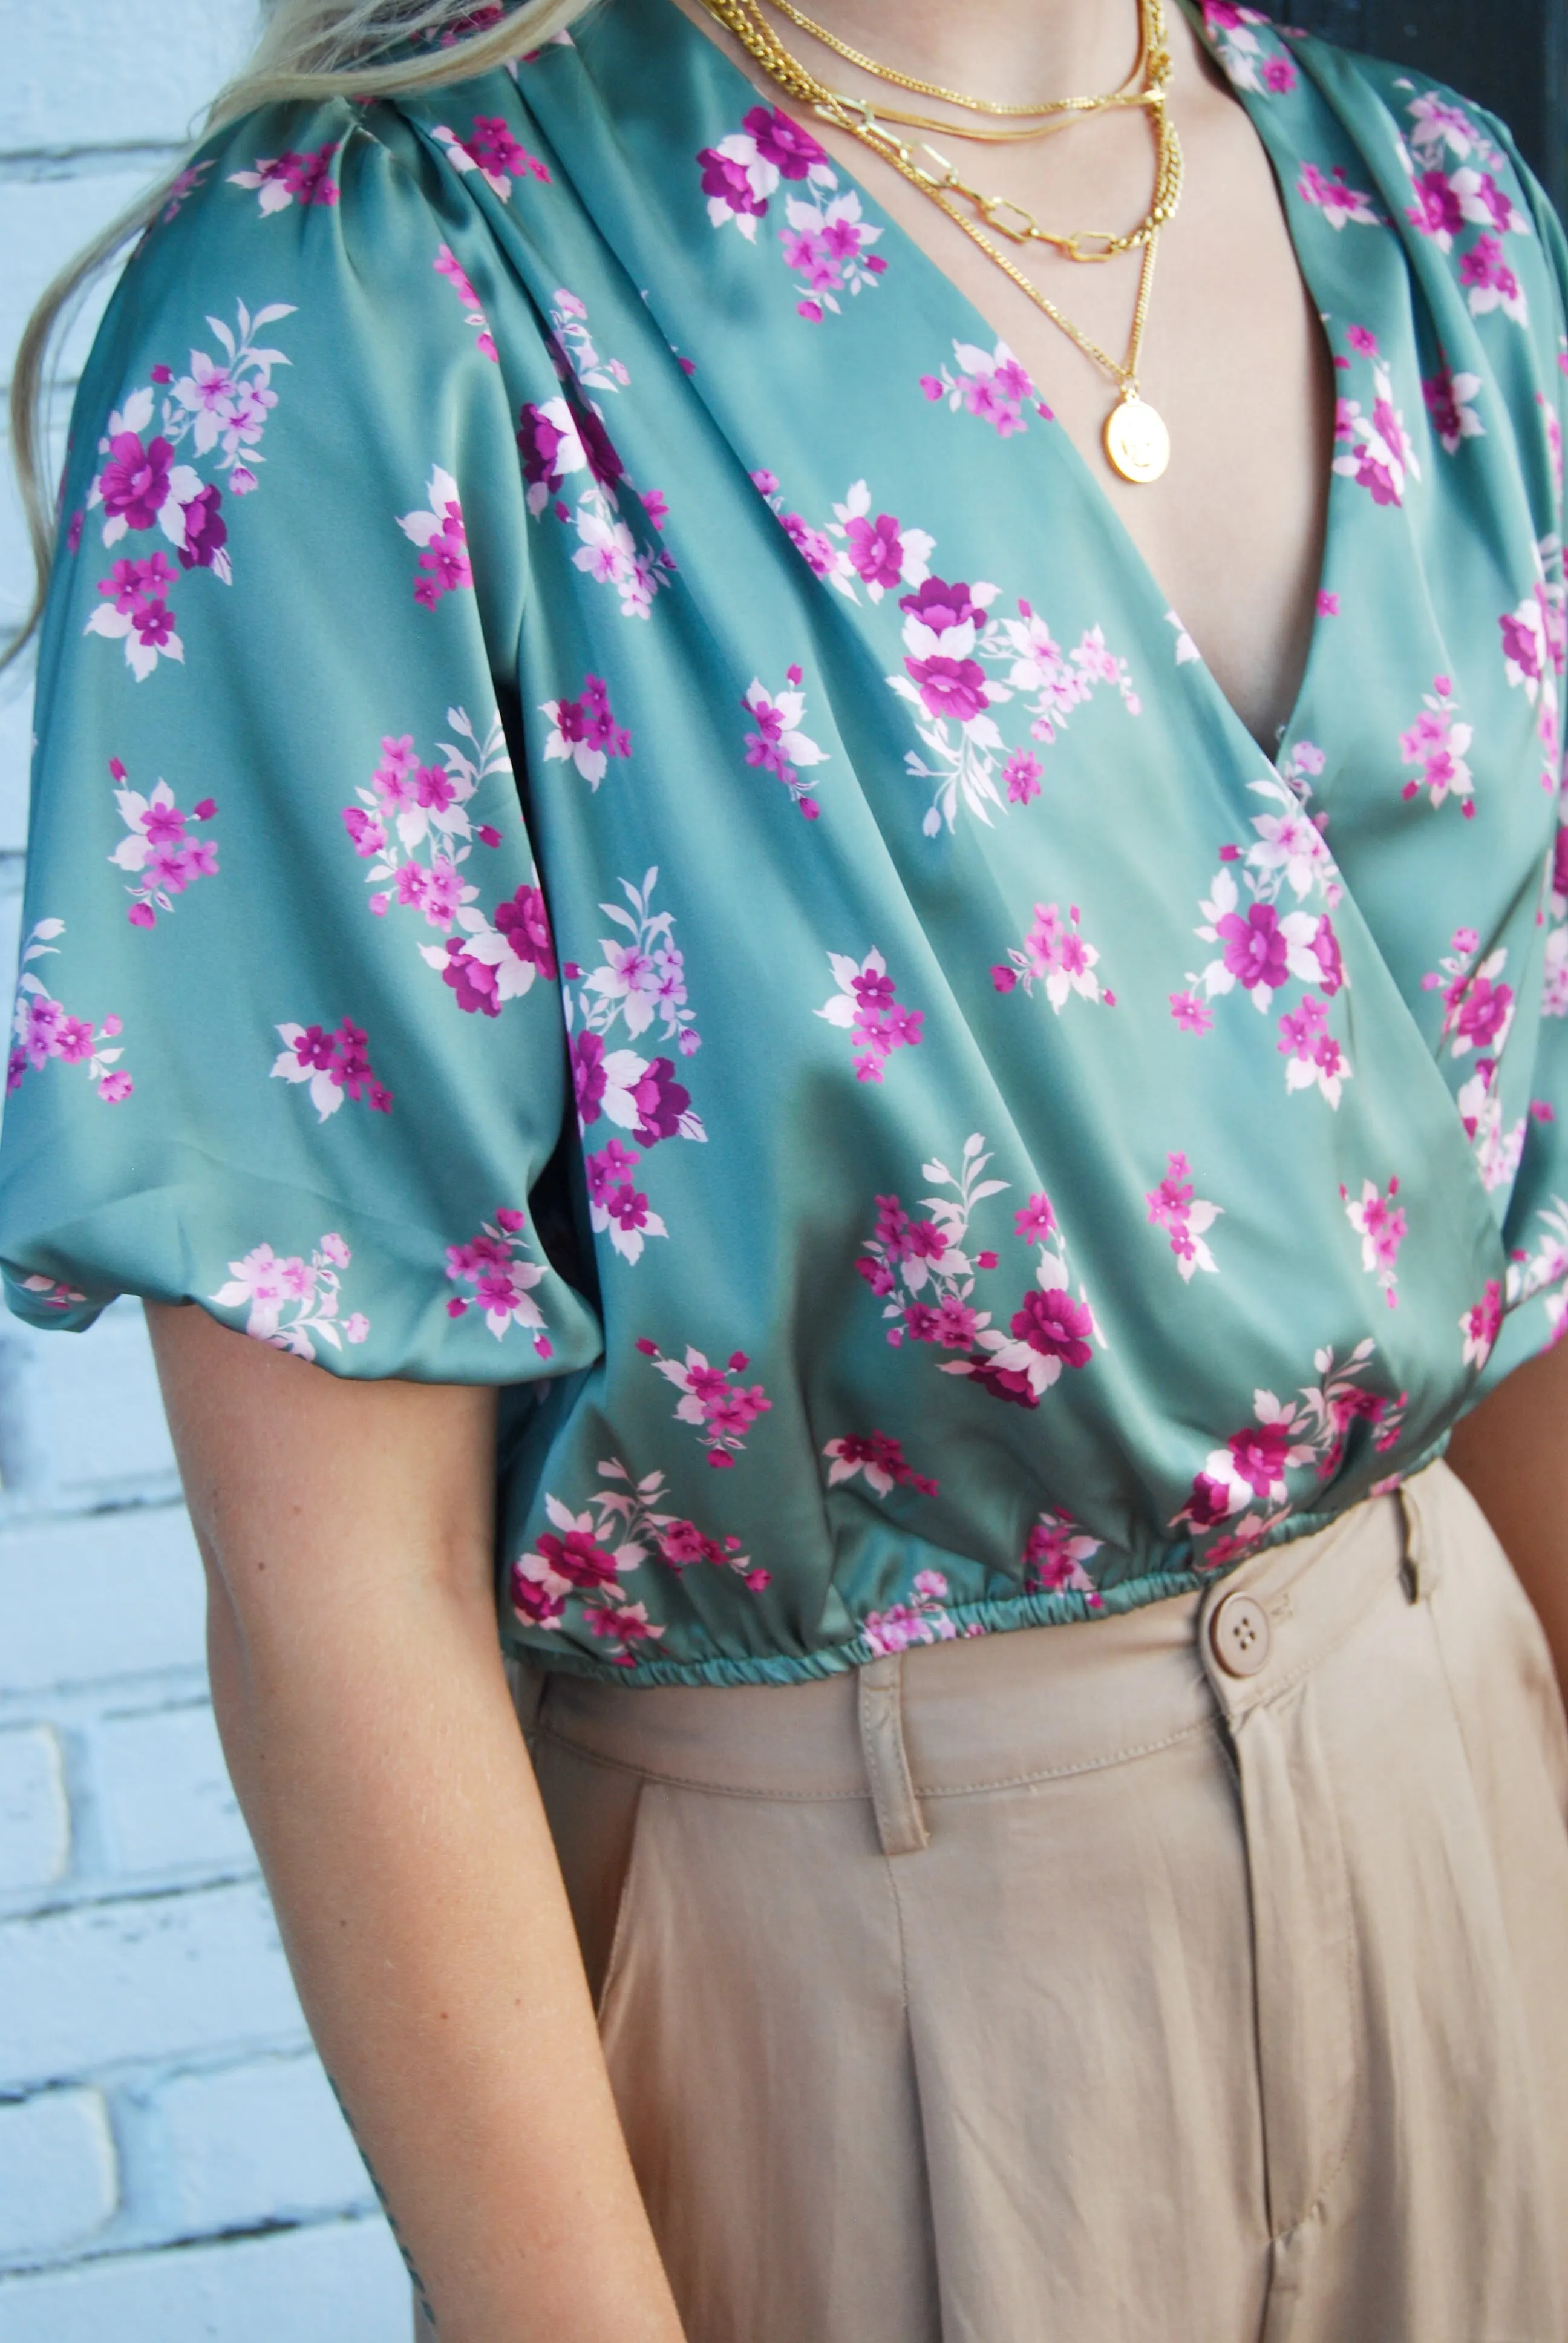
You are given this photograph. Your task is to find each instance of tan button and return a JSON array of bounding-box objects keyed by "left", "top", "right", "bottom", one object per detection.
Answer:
[{"left": 1209, "top": 1590, "right": 1272, "bottom": 1677}]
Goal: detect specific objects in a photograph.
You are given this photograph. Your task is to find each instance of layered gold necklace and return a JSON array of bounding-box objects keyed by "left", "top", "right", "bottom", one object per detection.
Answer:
[{"left": 696, "top": 0, "right": 1183, "bottom": 484}]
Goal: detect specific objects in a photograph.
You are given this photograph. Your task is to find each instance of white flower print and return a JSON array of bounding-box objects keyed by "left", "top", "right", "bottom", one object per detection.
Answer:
[
  {"left": 823, "top": 1430, "right": 939, "bottom": 1499},
  {"left": 1183, "top": 763, "right": 1351, "bottom": 1107},
  {"left": 1332, "top": 351, "right": 1421, "bottom": 509},
  {"left": 1022, "top": 1509, "right": 1105, "bottom": 1605},
  {"left": 638, "top": 1339, "right": 773, "bottom": 1466},
  {"left": 1145, "top": 1152, "right": 1222, "bottom": 1280},
  {"left": 209, "top": 1231, "right": 370, "bottom": 1360},
  {"left": 227, "top": 140, "right": 342, "bottom": 214},
  {"left": 272, "top": 1018, "right": 392, "bottom": 1122},
  {"left": 397, "top": 464, "right": 473, "bottom": 609},
  {"left": 818, "top": 478, "right": 935, "bottom": 602},
  {"left": 566, "top": 870, "right": 704, "bottom": 1265},
  {"left": 511, "top": 1459, "right": 765, "bottom": 1661},
  {"left": 1422, "top": 364, "right": 1484, "bottom": 454},
  {"left": 941, "top": 1181, "right": 1101, "bottom": 1410},
  {"left": 743, "top": 668, "right": 830, "bottom": 819},
  {"left": 1505, "top": 1196, "right": 1568, "bottom": 1336},
  {"left": 991, "top": 901, "right": 1107, "bottom": 1012},
  {"left": 918, "top": 339, "right": 1046, "bottom": 437},
  {"left": 817, "top": 949, "right": 924, "bottom": 1081},
  {"left": 431, "top": 113, "right": 549, "bottom": 199},
  {"left": 83, "top": 301, "right": 293, "bottom": 678},
  {"left": 1166, "top": 608, "right": 1200, "bottom": 664},
  {"left": 15, "top": 1273, "right": 91, "bottom": 1314},
  {"left": 1201, "top": 4, "right": 1300, "bottom": 97},
  {"left": 1460, "top": 1279, "right": 1503, "bottom": 1370},
  {"left": 7, "top": 920, "right": 132, "bottom": 1106},
  {"left": 518, "top": 387, "right": 670, "bottom": 621},
  {"left": 1296, "top": 161, "right": 1380, "bottom": 229},
  {"left": 106, "top": 755, "right": 219, "bottom": 925},
  {"left": 1422, "top": 925, "right": 1524, "bottom": 1189},
  {"left": 864, "top": 1568, "right": 959, "bottom": 1656},
  {"left": 1175, "top": 1340, "right": 1408, "bottom": 1561},
  {"left": 547, "top": 286, "right": 630, "bottom": 393},
  {"left": 540, "top": 672, "right": 632, "bottom": 788},
  {"left": 445, "top": 1208, "right": 552, "bottom": 1352},
  {"left": 1341, "top": 1176, "right": 1407, "bottom": 1307},
  {"left": 1499, "top": 568, "right": 1564, "bottom": 789},
  {"left": 858, "top": 1133, "right": 1007, "bottom": 1361},
  {"left": 889, "top": 574, "right": 1140, "bottom": 834},
  {"left": 1405, "top": 91, "right": 1480, "bottom": 164},
  {"left": 696, "top": 103, "right": 886, "bottom": 321},
  {"left": 1397, "top": 675, "right": 1474, "bottom": 813}
]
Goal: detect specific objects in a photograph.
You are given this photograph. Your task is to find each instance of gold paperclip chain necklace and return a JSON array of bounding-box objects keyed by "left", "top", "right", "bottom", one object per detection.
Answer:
[{"left": 696, "top": 0, "right": 1182, "bottom": 481}]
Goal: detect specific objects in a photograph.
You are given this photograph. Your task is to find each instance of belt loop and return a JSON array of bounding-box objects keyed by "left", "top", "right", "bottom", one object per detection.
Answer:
[
  {"left": 1397, "top": 1474, "right": 1437, "bottom": 1603},
  {"left": 857, "top": 1654, "right": 930, "bottom": 1856}
]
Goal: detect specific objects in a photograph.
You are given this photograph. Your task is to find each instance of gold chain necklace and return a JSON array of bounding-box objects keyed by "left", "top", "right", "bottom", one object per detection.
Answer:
[
  {"left": 698, "top": 0, "right": 1181, "bottom": 483},
  {"left": 766, "top": 0, "right": 1152, "bottom": 121}
]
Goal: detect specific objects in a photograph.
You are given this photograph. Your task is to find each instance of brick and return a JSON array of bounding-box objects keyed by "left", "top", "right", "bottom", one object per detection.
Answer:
[
  {"left": 0, "top": 171, "right": 153, "bottom": 407},
  {"left": 0, "top": 1876, "right": 305, "bottom": 2090},
  {"left": 0, "top": 2, "right": 263, "bottom": 154},
  {"left": 93, "top": 1703, "right": 253, "bottom": 1878},
  {"left": 0, "top": 2088, "right": 116, "bottom": 2259},
  {"left": 152, "top": 2051, "right": 373, "bottom": 2235},
  {"left": 4, "top": 1298, "right": 178, "bottom": 1510},
  {"left": 0, "top": 2213, "right": 407, "bottom": 2342},
  {"left": 0, "top": 1725, "right": 70, "bottom": 1895},
  {"left": 0, "top": 1504, "right": 204, "bottom": 1693},
  {"left": 0, "top": 652, "right": 34, "bottom": 854}
]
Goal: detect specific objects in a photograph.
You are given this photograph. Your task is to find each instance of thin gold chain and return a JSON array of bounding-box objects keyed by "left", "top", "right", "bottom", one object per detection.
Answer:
[
  {"left": 765, "top": 0, "right": 1151, "bottom": 120},
  {"left": 698, "top": 0, "right": 1180, "bottom": 392}
]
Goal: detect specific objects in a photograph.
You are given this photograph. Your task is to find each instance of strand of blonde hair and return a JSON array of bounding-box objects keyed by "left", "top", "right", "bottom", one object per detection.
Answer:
[{"left": 4, "top": 0, "right": 596, "bottom": 672}]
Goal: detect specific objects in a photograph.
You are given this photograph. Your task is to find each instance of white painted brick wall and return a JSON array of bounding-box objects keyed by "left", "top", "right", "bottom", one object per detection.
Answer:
[{"left": 0, "top": 3, "right": 405, "bottom": 2327}]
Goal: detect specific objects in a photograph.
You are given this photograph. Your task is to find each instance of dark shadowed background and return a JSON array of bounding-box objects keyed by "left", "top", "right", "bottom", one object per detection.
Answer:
[{"left": 1255, "top": 0, "right": 1568, "bottom": 215}]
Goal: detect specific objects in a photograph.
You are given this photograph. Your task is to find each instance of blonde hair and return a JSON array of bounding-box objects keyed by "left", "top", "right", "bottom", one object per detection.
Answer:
[{"left": 4, "top": 0, "right": 597, "bottom": 669}]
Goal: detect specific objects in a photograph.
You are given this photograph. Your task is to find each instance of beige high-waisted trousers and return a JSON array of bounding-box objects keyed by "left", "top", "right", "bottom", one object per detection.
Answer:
[{"left": 419, "top": 1460, "right": 1568, "bottom": 2341}]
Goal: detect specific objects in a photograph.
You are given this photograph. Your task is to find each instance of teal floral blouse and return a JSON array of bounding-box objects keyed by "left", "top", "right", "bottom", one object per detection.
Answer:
[{"left": 3, "top": 0, "right": 1567, "bottom": 1682}]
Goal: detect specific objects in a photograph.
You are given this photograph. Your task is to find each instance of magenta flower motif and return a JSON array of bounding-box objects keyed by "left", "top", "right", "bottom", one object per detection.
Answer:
[
  {"left": 1227, "top": 1421, "right": 1294, "bottom": 1497},
  {"left": 1217, "top": 902, "right": 1289, "bottom": 992},
  {"left": 743, "top": 102, "right": 826, "bottom": 179},
  {"left": 898, "top": 575, "right": 986, "bottom": 634},
  {"left": 174, "top": 484, "right": 226, "bottom": 572},
  {"left": 1459, "top": 234, "right": 1519, "bottom": 302},
  {"left": 1406, "top": 169, "right": 1464, "bottom": 241},
  {"left": 495, "top": 884, "right": 557, "bottom": 981},
  {"left": 845, "top": 512, "right": 904, "bottom": 590},
  {"left": 698, "top": 146, "right": 767, "bottom": 218},
  {"left": 572, "top": 1029, "right": 607, "bottom": 1124},
  {"left": 1010, "top": 1288, "right": 1094, "bottom": 1369},
  {"left": 627, "top": 1055, "right": 691, "bottom": 1147},
  {"left": 99, "top": 433, "right": 176, "bottom": 532},
  {"left": 904, "top": 653, "right": 988, "bottom": 722}
]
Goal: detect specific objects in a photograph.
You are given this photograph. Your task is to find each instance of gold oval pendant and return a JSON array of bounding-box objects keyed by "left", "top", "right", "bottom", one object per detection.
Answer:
[{"left": 1103, "top": 393, "right": 1171, "bottom": 485}]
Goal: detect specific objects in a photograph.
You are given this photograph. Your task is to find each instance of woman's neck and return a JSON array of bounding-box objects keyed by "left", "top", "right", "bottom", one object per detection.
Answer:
[{"left": 762, "top": 0, "right": 1147, "bottom": 109}]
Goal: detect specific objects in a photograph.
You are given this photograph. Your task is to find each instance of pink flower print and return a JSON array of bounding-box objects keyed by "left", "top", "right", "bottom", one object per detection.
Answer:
[
  {"left": 699, "top": 143, "right": 770, "bottom": 224},
  {"left": 98, "top": 431, "right": 177, "bottom": 534},
  {"left": 272, "top": 1017, "right": 393, "bottom": 1122},
  {"left": 433, "top": 115, "right": 550, "bottom": 198},
  {"left": 904, "top": 652, "right": 988, "bottom": 723},
  {"left": 742, "top": 672, "right": 829, "bottom": 816},
  {"left": 1451, "top": 969, "right": 1514, "bottom": 1053},
  {"left": 1169, "top": 989, "right": 1215, "bottom": 1035},
  {"left": 209, "top": 1233, "right": 365, "bottom": 1361},
  {"left": 900, "top": 576, "right": 987, "bottom": 634},
  {"left": 921, "top": 339, "right": 1041, "bottom": 437},
  {"left": 1459, "top": 234, "right": 1527, "bottom": 326},
  {"left": 9, "top": 922, "right": 132, "bottom": 1099},
  {"left": 992, "top": 900, "right": 1103, "bottom": 1012},
  {"left": 1014, "top": 1194, "right": 1057, "bottom": 1245},
  {"left": 571, "top": 1029, "right": 608, "bottom": 1126},
  {"left": 1004, "top": 749, "right": 1043, "bottom": 805},
  {"left": 781, "top": 511, "right": 838, "bottom": 578},
  {"left": 846, "top": 512, "right": 906, "bottom": 591},
  {"left": 397, "top": 467, "right": 473, "bottom": 608},
  {"left": 434, "top": 244, "right": 499, "bottom": 362},
  {"left": 1406, "top": 169, "right": 1465, "bottom": 247},
  {"left": 864, "top": 1569, "right": 957, "bottom": 1655},
  {"left": 1218, "top": 902, "right": 1290, "bottom": 992},
  {"left": 1023, "top": 1509, "right": 1104, "bottom": 1605},
  {"left": 622, "top": 1056, "right": 691, "bottom": 1147},
  {"left": 1145, "top": 1152, "right": 1223, "bottom": 1280},
  {"left": 227, "top": 142, "right": 342, "bottom": 212},
  {"left": 1259, "top": 53, "right": 1296, "bottom": 93},
  {"left": 495, "top": 885, "right": 556, "bottom": 980},
  {"left": 1228, "top": 1421, "right": 1295, "bottom": 1500},
  {"left": 744, "top": 102, "right": 827, "bottom": 180},
  {"left": 175, "top": 483, "right": 227, "bottom": 572},
  {"left": 1399, "top": 677, "right": 1475, "bottom": 812},
  {"left": 1341, "top": 1176, "right": 1406, "bottom": 1307},
  {"left": 1277, "top": 993, "right": 1351, "bottom": 1106},
  {"left": 1010, "top": 1287, "right": 1094, "bottom": 1370},
  {"left": 1295, "top": 162, "right": 1378, "bottom": 229},
  {"left": 1310, "top": 916, "right": 1345, "bottom": 994},
  {"left": 642, "top": 1342, "right": 773, "bottom": 1464},
  {"left": 445, "top": 1210, "right": 552, "bottom": 1349},
  {"left": 1460, "top": 1278, "right": 1503, "bottom": 1369},
  {"left": 541, "top": 673, "right": 632, "bottom": 788},
  {"left": 109, "top": 759, "right": 220, "bottom": 924},
  {"left": 517, "top": 398, "right": 587, "bottom": 508},
  {"left": 1332, "top": 357, "right": 1420, "bottom": 508},
  {"left": 817, "top": 949, "right": 923, "bottom": 1081}
]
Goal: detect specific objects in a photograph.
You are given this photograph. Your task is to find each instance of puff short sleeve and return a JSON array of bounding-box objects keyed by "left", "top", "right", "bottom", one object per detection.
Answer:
[{"left": 0, "top": 100, "right": 601, "bottom": 1386}]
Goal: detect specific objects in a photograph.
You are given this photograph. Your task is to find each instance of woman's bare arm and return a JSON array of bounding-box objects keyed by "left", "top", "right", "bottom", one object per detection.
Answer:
[
  {"left": 146, "top": 1300, "right": 683, "bottom": 2343},
  {"left": 1445, "top": 1332, "right": 1568, "bottom": 1695}
]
